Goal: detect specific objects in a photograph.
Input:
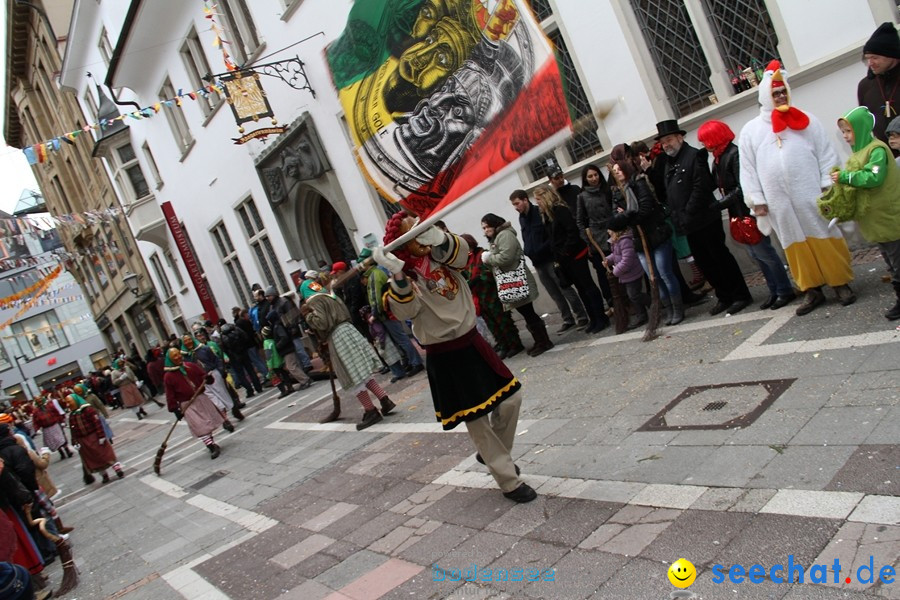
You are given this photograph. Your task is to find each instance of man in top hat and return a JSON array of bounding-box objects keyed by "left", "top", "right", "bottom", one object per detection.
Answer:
[
  {"left": 655, "top": 119, "right": 753, "bottom": 316},
  {"left": 859, "top": 22, "right": 900, "bottom": 154}
]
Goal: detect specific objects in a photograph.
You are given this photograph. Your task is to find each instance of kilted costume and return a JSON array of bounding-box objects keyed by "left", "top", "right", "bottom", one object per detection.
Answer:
[
  {"left": 66, "top": 395, "right": 123, "bottom": 482},
  {"left": 73, "top": 384, "right": 114, "bottom": 442},
  {"left": 379, "top": 215, "right": 535, "bottom": 502},
  {"left": 164, "top": 352, "right": 226, "bottom": 458},
  {"left": 303, "top": 291, "right": 396, "bottom": 430},
  {"left": 182, "top": 335, "right": 240, "bottom": 426},
  {"left": 30, "top": 399, "right": 72, "bottom": 459},
  {"left": 111, "top": 360, "right": 146, "bottom": 418}
]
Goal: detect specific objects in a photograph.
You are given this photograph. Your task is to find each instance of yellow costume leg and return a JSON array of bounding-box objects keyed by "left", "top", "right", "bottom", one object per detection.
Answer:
[{"left": 784, "top": 238, "right": 853, "bottom": 292}]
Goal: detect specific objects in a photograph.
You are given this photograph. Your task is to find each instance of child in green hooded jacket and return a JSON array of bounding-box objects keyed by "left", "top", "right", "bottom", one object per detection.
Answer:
[{"left": 831, "top": 106, "right": 900, "bottom": 319}]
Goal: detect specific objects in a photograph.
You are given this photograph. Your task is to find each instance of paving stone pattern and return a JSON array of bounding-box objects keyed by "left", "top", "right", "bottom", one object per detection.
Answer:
[{"left": 36, "top": 264, "right": 900, "bottom": 599}]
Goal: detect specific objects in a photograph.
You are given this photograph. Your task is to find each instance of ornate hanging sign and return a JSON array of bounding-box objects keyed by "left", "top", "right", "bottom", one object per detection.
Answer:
[{"left": 220, "top": 70, "right": 284, "bottom": 143}]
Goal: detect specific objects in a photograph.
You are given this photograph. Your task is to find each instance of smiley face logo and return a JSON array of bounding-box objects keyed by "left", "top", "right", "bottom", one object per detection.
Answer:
[{"left": 668, "top": 558, "right": 697, "bottom": 588}]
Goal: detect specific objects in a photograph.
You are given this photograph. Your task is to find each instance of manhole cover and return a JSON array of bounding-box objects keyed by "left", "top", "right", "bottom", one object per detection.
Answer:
[{"left": 639, "top": 379, "right": 794, "bottom": 431}]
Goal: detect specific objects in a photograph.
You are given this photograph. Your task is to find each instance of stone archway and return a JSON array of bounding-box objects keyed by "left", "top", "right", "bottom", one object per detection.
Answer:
[{"left": 317, "top": 198, "right": 356, "bottom": 264}]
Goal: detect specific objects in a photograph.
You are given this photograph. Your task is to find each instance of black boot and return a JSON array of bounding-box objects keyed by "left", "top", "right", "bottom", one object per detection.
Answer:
[
  {"left": 887, "top": 282, "right": 900, "bottom": 320},
  {"left": 231, "top": 405, "right": 245, "bottom": 421},
  {"left": 222, "top": 420, "right": 235, "bottom": 433},
  {"left": 356, "top": 409, "right": 383, "bottom": 431},
  {"left": 526, "top": 321, "right": 554, "bottom": 356},
  {"left": 277, "top": 383, "right": 294, "bottom": 399},
  {"left": 379, "top": 397, "right": 396, "bottom": 415},
  {"left": 208, "top": 444, "right": 221, "bottom": 459},
  {"left": 59, "top": 449, "right": 68, "bottom": 461}
]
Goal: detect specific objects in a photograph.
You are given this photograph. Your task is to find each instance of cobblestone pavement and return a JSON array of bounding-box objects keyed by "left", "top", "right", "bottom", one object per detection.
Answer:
[{"left": 38, "top": 261, "right": 900, "bottom": 599}]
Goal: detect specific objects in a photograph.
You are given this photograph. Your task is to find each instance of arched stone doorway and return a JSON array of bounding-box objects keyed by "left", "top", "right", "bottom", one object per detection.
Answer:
[{"left": 317, "top": 197, "right": 356, "bottom": 264}]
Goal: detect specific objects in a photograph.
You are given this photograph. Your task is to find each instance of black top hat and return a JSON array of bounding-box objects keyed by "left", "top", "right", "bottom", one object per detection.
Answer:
[{"left": 654, "top": 119, "right": 686, "bottom": 140}]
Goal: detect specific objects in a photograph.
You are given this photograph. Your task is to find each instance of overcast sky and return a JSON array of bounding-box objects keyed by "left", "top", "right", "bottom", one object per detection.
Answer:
[{"left": 0, "top": 1, "right": 46, "bottom": 216}]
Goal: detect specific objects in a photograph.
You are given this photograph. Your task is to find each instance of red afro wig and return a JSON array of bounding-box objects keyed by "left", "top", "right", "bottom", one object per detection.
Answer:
[{"left": 697, "top": 120, "right": 735, "bottom": 159}]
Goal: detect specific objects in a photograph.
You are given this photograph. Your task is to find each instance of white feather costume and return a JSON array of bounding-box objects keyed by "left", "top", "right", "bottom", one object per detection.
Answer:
[{"left": 739, "top": 61, "right": 853, "bottom": 291}]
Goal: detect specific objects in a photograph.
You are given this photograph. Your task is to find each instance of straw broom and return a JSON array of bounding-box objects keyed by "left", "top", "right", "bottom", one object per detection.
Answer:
[
  {"left": 153, "top": 378, "right": 208, "bottom": 475},
  {"left": 586, "top": 229, "right": 629, "bottom": 334},
  {"left": 635, "top": 225, "right": 661, "bottom": 341},
  {"left": 25, "top": 503, "right": 78, "bottom": 596}
]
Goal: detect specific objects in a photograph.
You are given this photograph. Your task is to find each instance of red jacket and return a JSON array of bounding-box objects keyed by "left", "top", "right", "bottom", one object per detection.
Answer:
[{"left": 163, "top": 362, "right": 205, "bottom": 412}]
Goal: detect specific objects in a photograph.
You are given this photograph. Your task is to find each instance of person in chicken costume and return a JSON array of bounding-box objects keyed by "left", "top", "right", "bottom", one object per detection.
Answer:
[{"left": 739, "top": 60, "right": 855, "bottom": 316}]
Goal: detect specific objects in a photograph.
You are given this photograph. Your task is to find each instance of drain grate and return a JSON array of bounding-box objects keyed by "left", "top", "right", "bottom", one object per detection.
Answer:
[{"left": 639, "top": 379, "right": 795, "bottom": 431}]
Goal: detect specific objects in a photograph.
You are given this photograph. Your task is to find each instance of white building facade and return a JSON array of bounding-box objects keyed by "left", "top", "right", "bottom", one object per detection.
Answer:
[{"left": 58, "top": 0, "right": 898, "bottom": 325}]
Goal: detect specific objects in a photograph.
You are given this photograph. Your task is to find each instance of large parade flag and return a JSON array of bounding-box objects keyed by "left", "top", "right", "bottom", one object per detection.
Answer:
[{"left": 326, "top": 0, "right": 573, "bottom": 219}]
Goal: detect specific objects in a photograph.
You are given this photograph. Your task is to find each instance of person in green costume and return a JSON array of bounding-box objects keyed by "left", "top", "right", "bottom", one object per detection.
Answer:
[{"left": 831, "top": 106, "right": 900, "bottom": 319}]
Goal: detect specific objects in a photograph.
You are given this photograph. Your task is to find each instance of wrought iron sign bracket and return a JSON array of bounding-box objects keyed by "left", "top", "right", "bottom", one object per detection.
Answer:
[{"left": 207, "top": 56, "right": 315, "bottom": 98}]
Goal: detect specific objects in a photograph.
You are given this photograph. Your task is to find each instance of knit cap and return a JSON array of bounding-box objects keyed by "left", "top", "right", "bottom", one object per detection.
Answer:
[
  {"left": 886, "top": 115, "right": 900, "bottom": 136},
  {"left": 864, "top": 22, "right": 900, "bottom": 59}
]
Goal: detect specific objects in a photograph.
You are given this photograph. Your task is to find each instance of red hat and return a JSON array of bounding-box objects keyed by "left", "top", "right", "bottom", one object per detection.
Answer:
[{"left": 330, "top": 261, "right": 348, "bottom": 274}]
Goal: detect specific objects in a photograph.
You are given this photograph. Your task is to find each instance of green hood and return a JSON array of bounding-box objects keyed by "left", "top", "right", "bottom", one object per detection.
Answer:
[{"left": 840, "top": 106, "right": 876, "bottom": 152}]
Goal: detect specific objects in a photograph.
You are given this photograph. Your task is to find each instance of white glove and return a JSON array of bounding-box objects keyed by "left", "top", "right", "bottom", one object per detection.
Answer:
[
  {"left": 415, "top": 225, "right": 446, "bottom": 247},
  {"left": 481, "top": 250, "right": 492, "bottom": 264},
  {"left": 372, "top": 246, "right": 405, "bottom": 275},
  {"left": 98, "top": 438, "right": 106, "bottom": 445}
]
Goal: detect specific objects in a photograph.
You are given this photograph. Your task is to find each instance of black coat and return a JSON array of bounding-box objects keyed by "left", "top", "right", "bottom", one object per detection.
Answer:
[
  {"left": 609, "top": 175, "right": 671, "bottom": 251},
  {"left": 710, "top": 143, "right": 751, "bottom": 220},
  {"left": 544, "top": 203, "right": 588, "bottom": 262},
  {"left": 662, "top": 143, "right": 721, "bottom": 235},
  {"left": 0, "top": 436, "right": 38, "bottom": 492},
  {"left": 519, "top": 202, "right": 554, "bottom": 266},
  {"left": 576, "top": 184, "right": 614, "bottom": 252},
  {"left": 220, "top": 323, "right": 252, "bottom": 357},
  {"left": 556, "top": 182, "right": 582, "bottom": 215},
  {"left": 271, "top": 320, "right": 295, "bottom": 358},
  {"left": 858, "top": 62, "right": 900, "bottom": 153}
]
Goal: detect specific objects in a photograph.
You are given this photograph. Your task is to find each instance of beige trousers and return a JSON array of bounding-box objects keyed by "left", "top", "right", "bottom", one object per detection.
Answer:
[
  {"left": 283, "top": 352, "right": 311, "bottom": 386},
  {"left": 463, "top": 391, "right": 523, "bottom": 493}
]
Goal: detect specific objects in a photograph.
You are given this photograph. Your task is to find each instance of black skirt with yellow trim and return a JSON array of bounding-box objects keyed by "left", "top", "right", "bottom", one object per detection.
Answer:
[{"left": 424, "top": 328, "right": 521, "bottom": 431}]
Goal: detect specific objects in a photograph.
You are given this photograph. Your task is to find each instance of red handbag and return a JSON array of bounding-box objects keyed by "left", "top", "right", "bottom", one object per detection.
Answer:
[{"left": 729, "top": 216, "right": 763, "bottom": 245}]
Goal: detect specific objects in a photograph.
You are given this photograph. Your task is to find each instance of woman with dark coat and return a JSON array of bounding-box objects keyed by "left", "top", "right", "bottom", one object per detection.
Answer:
[
  {"left": 608, "top": 143, "right": 684, "bottom": 325},
  {"left": 697, "top": 120, "right": 796, "bottom": 310},
  {"left": 480, "top": 214, "right": 553, "bottom": 356},
  {"left": 459, "top": 233, "right": 524, "bottom": 359},
  {"left": 533, "top": 186, "right": 610, "bottom": 334},
  {"left": 576, "top": 164, "right": 615, "bottom": 307}
]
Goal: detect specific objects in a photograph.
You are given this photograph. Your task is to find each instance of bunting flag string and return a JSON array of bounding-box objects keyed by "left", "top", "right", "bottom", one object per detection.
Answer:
[
  {"left": 1, "top": 313, "right": 94, "bottom": 340},
  {"left": 0, "top": 265, "right": 62, "bottom": 310},
  {"left": 20, "top": 78, "right": 226, "bottom": 165},
  {"left": 202, "top": 1, "right": 238, "bottom": 71},
  {"left": 0, "top": 266, "right": 62, "bottom": 330}
]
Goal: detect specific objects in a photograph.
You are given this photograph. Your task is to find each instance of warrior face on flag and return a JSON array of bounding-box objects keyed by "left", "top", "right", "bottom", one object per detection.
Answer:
[{"left": 328, "top": 0, "right": 571, "bottom": 218}]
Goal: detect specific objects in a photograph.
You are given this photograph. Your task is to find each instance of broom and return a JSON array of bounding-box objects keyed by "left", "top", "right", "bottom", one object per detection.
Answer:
[
  {"left": 25, "top": 503, "right": 78, "bottom": 596},
  {"left": 586, "top": 230, "right": 629, "bottom": 334},
  {"left": 153, "top": 378, "right": 208, "bottom": 475},
  {"left": 635, "top": 225, "right": 661, "bottom": 341},
  {"left": 318, "top": 342, "right": 342, "bottom": 424}
]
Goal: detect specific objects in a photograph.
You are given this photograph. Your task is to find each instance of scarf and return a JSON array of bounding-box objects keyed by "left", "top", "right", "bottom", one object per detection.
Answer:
[{"left": 771, "top": 107, "right": 810, "bottom": 133}]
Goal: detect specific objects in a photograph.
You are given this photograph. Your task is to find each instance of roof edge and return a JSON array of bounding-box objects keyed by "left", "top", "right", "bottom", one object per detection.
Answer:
[{"left": 104, "top": 0, "right": 143, "bottom": 88}]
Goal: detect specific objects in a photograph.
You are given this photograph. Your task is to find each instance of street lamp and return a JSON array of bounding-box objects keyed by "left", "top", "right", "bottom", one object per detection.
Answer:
[
  {"left": 13, "top": 355, "right": 34, "bottom": 398},
  {"left": 123, "top": 272, "right": 139, "bottom": 296}
]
